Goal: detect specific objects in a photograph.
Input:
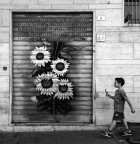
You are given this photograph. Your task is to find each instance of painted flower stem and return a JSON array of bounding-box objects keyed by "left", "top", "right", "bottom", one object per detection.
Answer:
[{"left": 53, "top": 96, "right": 56, "bottom": 115}]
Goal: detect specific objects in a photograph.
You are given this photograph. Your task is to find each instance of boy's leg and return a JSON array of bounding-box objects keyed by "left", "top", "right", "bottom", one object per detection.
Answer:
[
  {"left": 101, "top": 120, "right": 116, "bottom": 137},
  {"left": 109, "top": 119, "right": 117, "bottom": 131},
  {"left": 122, "top": 119, "right": 132, "bottom": 136},
  {"left": 122, "top": 119, "right": 128, "bottom": 129}
]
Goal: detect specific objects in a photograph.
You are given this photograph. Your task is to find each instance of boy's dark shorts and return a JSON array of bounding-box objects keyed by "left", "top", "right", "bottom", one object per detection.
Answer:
[{"left": 113, "top": 111, "right": 125, "bottom": 121}]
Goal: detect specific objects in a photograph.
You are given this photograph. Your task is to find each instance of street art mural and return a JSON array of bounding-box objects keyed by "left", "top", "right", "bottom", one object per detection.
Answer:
[{"left": 30, "top": 42, "right": 74, "bottom": 114}]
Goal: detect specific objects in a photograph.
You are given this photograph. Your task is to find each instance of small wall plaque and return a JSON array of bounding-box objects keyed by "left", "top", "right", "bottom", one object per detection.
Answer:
[
  {"left": 97, "top": 16, "right": 106, "bottom": 21},
  {"left": 96, "top": 33, "right": 105, "bottom": 42}
]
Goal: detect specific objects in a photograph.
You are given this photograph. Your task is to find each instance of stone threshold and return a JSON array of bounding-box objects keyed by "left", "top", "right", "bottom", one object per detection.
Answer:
[{"left": 0, "top": 124, "right": 108, "bottom": 132}]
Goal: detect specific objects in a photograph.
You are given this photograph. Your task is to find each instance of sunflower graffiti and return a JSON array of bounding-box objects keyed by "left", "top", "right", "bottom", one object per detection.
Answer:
[
  {"left": 34, "top": 72, "right": 59, "bottom": 96},
  {"left": 54, "top": 79, "right": 73, "bottom": 100},
  {"left": 30, "top": 46, "right": 51, "bottom": 67},
  {"left": 30, "top": 41, "right": 74, "bottom": 114},
  {"left": 51, "top": 58, "right": 69, "bottom": 76}
]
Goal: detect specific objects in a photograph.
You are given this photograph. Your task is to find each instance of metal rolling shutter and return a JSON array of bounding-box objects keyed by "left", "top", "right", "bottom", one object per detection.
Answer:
[{"left": 12, "top": 12, "right": 93, "bottom": 123}]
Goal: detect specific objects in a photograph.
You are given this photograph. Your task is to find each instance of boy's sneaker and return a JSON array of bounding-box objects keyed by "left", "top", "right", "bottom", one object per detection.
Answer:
[
  {"left": 101, "top": 130, "right": 111, "bottom": 138},
  {"left": 122, "top": 129, "right": 132, "bottom": 136}
]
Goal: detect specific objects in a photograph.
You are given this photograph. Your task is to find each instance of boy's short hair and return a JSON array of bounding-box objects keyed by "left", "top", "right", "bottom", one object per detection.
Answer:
[{"left": 115, "top": 77, "right": 125, "bottom": 86}]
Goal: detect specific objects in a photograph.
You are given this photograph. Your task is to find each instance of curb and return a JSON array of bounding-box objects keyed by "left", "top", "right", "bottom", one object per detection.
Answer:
[{"left": 0, "top": 125, "right": 108, "bottom": 132}]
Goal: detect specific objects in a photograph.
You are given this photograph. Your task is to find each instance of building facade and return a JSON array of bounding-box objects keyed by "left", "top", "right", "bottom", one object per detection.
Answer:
[{"left": 0, "top": 0, "right": 139, "bottom": 131}]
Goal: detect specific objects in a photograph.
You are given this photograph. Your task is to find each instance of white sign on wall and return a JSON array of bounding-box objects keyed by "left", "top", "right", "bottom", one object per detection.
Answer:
[
  {"left": 97, "top": 16, "right": 106, "bottom": 21},
  {"left": 96, "top": 33, "right": 106, "bottom": 42}
]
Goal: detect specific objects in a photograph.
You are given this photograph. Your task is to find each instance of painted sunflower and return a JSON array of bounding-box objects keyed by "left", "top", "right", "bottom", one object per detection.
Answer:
[
  {"left": 51, "top": 58, "right": 69, "bottom": 76},
  {"left": 34, "top": 72, "right": 59, "bottom": 96},
  {"left": 55, "top": 79, "right": 73, "bottom": 100},
  {"left": 30, "top": 46, "right": 51, "bottom": 67}
]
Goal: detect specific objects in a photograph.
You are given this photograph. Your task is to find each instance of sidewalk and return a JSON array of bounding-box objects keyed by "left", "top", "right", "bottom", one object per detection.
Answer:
[
  {"left": 113, "top": 123, "right": 140, "bottom": 144},
  {"left": 0, "top": 130, "right": 120, "bottom": 144},
  {"left": 1, "top": 124, "right": 140, "bottom": 144},
  {"left": 127, "top": 128, "right": 140, "bottom": 144}
]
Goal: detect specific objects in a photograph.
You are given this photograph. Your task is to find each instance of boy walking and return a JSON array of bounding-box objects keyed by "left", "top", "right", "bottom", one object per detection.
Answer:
[{"left": 102, "top": 77, "right": 135, "bottom": 138}]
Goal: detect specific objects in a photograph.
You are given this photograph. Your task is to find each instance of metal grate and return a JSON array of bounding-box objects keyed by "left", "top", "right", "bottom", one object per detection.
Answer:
[{"left": 124, "top": 0, "right": 140, "bottom": 24}]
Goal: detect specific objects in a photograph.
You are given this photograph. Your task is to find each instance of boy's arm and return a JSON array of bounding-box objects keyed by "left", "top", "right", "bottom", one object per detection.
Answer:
[
  {"left": 124, "top": 97, "right": 135, "bottom": 113},
  {"left": 106, "top": 94, "right": 115, "bottom": 100},
  {"left": 105, "top": 90, "right": 115, "bottom": 100},
  {"left": 121, "top": 91, "right": 135, "bottom": 114}
]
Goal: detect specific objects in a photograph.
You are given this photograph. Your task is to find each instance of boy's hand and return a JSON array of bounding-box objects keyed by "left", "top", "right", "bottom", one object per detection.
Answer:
[
  {"left": 105, "top": 89, "right": 109, "bottom": 97},
  {"left": 131, "top": 109, "right": 135, "bottom": 114}
]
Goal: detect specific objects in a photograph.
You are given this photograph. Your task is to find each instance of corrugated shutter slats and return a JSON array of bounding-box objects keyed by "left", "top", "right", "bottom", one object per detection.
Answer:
[{"left": 12, "top": 12, "right": 93, "bottom": 123}]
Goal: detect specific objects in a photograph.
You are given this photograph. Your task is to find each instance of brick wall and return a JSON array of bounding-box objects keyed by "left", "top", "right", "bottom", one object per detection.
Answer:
[{"left": 0, "top": 0, "right": 139, "bottom": 129}]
